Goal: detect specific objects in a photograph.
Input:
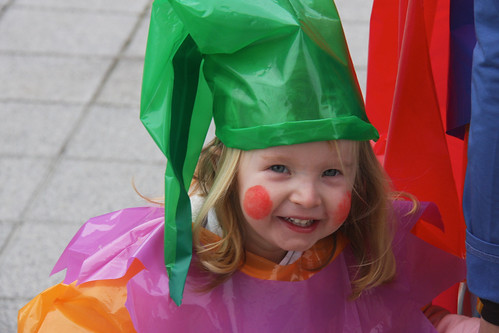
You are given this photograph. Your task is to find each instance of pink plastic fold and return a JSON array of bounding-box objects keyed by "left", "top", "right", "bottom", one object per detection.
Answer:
[{"left": 52, "top": 207, "right": 165, "bottom": 284}]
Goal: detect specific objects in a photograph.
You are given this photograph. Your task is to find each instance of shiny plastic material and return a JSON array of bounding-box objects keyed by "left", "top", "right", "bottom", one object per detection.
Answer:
[
  {"left": 140, "top": 0, "right": 379, "bottom": 304},
  {"left": 19, "top": 201, "right": 466, "bottom": 332},
  {"left": 18, "top": 260, "right": 144, "bottom": 333},
  {"left": 141, "top": 0, "right": 377, "bottom": 151}
]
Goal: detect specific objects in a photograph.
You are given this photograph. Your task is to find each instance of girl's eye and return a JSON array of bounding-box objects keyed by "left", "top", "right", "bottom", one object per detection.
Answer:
[
  {"left": 270, "top": 165, "right": 288, "bottom": 173},
  {"left": 323, "top": 169, "right": 340, "bottom": 177}
]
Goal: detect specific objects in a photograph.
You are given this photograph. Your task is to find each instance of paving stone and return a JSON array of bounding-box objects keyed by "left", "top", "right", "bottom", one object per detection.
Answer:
[
  {"left": 357, "top": 67, "right": 367, "bottom": 99},
  {"left": 206, "top": 120, "right": 216, "bottom": 145},
  {"left": 65, "top": 105, "right": 165, "bottom": 162},
  {"left": 0, "top": 102, "right": 83, "bottom": 157},
  {"left": 15, "top": 0, "right": 151, "bottom": 13},
  {"left": 0, "top": 54, "right": 111, "bottom": 103},
  {"left": 0, "top": 222, "right": 80, "bottom": 299},
  {"left": 0, "top": 157, "right": 51, "bottom": 220},
  {"left": 0, "top": 7, "right": 138, "bottom": 56},
  {"left": 0, "top": 221, "right": 14, "bottom": 249},
  {"left": 124, "top": 12, "right": 150, "bottom": 58},
  {"left": 342, "top": 20, "right": 370, "bottom": 69},
  {"left": 97, "top": 58, "right": 144, "bottom": 107},
  {"left": 336, "top": 0, "right": 374, "bottom": 22},
  {"left": 0, "top": 298, "right": 26, "bottom": 333},
  {"left": 26, "top": 159, "right": 164, "bottom": 223}
]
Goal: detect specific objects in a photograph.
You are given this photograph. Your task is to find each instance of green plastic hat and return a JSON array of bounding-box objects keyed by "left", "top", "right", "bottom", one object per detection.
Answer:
[{"left": 140, "top": 0, "right": 378, "bottom": 305}]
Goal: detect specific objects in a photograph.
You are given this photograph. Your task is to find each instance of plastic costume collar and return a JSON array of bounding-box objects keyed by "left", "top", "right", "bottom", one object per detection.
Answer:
[{"left": 140, "top": 0, "right": 379, "bottom": 305}]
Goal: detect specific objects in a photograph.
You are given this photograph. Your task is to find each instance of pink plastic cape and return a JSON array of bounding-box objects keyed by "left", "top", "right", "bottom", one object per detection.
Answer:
[{"left": 52, "top": 201, "right": 465, "bottom": 332}]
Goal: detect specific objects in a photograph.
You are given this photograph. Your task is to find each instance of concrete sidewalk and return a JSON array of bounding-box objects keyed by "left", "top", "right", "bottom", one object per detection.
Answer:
[{"left": 0, "top": 0, "right": 373, "bottom": 331}]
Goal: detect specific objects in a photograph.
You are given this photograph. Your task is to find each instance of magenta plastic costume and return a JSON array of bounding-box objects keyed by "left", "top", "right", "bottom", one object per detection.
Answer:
[{"left": 38, "top": 201, "right": 464, "bottom": 332}]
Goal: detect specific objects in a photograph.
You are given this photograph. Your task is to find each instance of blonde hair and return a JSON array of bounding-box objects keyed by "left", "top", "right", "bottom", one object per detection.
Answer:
[
  {"left": 341, "top": 141, "right": 396, "bottom": 298},
  {"left": 191, "top": 138, "right": 397, "bottom": 297},
  {"left": 191, "top": 139, "right": 245, "bottom": 288}
]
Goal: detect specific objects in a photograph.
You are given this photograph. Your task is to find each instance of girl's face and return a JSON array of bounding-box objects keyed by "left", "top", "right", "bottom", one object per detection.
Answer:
[{"left": 237, "top": 140, "right": 357, "bottom": 263}]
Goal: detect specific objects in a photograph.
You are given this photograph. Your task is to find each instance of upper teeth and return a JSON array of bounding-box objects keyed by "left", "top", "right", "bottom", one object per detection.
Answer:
[{"left": 284, "top": 217, "right": 314, "bottom": 227}]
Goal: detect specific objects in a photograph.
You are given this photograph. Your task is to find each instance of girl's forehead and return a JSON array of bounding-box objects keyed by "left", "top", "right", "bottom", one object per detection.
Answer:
[{"left": 242, "top": 140, "right": 357, "bottom": 162}]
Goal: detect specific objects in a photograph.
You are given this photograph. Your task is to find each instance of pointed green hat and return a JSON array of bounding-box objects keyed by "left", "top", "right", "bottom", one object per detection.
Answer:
[{"left": 140, "top": 0, "right": 378, "bottom": 305}]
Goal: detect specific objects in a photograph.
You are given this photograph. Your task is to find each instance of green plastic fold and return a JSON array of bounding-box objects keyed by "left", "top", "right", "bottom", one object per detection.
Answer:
[{"left": 140, "top": 0, "right": 212, "bottom": 305}]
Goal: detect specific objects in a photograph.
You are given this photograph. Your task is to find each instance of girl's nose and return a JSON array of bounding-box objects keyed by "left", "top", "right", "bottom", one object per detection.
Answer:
[{"left": 289, "top": 181, "right": 321, "bottom": 208}]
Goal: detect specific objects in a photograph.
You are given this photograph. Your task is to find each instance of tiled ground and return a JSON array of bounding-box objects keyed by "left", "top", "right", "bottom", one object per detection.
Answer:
[{"left": 0, "top": 0, "right": 373, "bottom": 331}]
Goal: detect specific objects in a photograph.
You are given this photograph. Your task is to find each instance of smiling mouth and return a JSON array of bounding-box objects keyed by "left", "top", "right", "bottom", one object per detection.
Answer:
[{"left": 281, "top": 217, "right": 317, "bottom": 227}]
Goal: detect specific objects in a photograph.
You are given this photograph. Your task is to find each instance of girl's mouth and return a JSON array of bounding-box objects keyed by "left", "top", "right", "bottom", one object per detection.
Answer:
[{"left": 281, "top": 217, "right": 317, "bottom": 227}]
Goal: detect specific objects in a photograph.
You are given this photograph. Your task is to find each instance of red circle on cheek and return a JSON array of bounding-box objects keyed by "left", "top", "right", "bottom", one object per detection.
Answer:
[
  {"left": 336, "top": 191, "right": 352, "bottom": 223},
  {"left": 243, "top": 185, "right": 273, "bottom": 220}
]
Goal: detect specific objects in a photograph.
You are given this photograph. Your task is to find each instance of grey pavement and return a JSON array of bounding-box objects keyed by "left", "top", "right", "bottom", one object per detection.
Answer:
[{"left": 0, "top": 0, "right": 373, "bottom": 331}]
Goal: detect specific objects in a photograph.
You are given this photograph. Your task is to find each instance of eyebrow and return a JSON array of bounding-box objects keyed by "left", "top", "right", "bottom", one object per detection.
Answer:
[
  {"left": 332, "top": 145, "right": 356, "bottom": 169},
  {"left": 259, "top": 153, "right": 289, "bottom": 161},
  {"left": 259, "top": 151, "right": 356, "bottom": 169},
  {"left": 337, "top": 159, "right": 355, "bottom": 169}
]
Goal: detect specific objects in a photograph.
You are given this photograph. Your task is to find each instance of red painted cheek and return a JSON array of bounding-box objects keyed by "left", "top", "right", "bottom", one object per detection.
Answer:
[
  {"left": 335, "top": 191, "right": 352, "bottom": 223},
  {"left": 243, "top": 185, "right": 273, "bottom": 220}
]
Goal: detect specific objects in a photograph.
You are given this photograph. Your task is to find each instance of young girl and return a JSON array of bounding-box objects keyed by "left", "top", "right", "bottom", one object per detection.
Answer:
[{"left": 19, "top": 0, "right": 479, "bottom": 331}]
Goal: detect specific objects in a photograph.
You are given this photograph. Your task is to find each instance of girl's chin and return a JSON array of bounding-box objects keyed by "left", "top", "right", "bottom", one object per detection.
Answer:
[{"left": 277, "top": 237, "right": 321, "bottom": 253}]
